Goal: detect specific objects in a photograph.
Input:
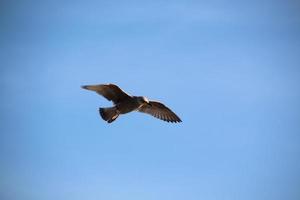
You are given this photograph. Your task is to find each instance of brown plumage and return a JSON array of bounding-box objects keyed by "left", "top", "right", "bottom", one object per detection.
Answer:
[{"left": 82, "top": 83, "right": 182, "bottom": 123}]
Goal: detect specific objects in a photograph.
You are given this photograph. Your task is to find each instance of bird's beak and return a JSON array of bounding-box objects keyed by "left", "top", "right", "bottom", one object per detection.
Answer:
[{"left": 81, "top": 85, "right": 97, "bottom": 91}]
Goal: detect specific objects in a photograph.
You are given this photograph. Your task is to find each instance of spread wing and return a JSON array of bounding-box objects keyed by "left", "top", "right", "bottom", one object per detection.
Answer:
[
  {"left": 138, "top": 101, "right": 182, "bottom": 123},
  {"left": 81, "top": 84, "right": 131, "bottom": 104}
]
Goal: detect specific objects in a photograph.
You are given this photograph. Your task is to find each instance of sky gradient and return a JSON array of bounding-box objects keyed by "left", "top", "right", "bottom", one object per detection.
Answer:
[{"left": 1, "top": 0, "right": 300, "bottom": 200}]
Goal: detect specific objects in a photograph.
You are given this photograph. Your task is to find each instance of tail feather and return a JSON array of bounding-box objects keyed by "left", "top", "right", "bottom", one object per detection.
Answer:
[{"left": 99, "top": 107, "right": 119, "bottom": 123}]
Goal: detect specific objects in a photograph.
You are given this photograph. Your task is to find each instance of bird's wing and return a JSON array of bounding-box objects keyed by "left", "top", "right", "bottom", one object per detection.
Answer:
[
  {"left": 138, "top": 101, "right": 182, "bottom": 123},
  {"left": 82, "top": 84, "right": 131, "bottom": 104}
]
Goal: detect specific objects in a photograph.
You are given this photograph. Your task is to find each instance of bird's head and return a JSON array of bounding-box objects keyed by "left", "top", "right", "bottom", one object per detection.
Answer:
[{"left": 136, "top": 96, "right": 151, "bottom": 106}]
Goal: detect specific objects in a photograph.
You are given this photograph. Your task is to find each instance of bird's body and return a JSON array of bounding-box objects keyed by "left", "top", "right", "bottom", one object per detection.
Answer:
[
  {"left": 115, "top": 97, "right": 141, "bottom": 114},
  {"left": 82, "top": 84, "right": 182, "bottom": 123}
]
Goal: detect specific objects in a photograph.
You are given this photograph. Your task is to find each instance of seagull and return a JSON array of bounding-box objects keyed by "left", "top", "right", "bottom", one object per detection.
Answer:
[{"left": 82, "top": 83, "right": 182, "bottom": 123}]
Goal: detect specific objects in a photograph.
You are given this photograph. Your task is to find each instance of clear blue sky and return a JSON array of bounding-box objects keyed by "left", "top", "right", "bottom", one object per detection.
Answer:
[{"left": 1, "top": 0, "right": 300, "bottom": 199}]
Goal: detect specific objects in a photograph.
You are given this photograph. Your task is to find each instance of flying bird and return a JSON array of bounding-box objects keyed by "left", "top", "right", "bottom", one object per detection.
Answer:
[{"left": 82, "top": 83, "right": 182, "bottom": 123}]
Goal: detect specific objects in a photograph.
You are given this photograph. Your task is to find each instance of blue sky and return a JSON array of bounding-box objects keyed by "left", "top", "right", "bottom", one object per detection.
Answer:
[{"left": 1, "top": 0, "right": 300, "bottom": 199}]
